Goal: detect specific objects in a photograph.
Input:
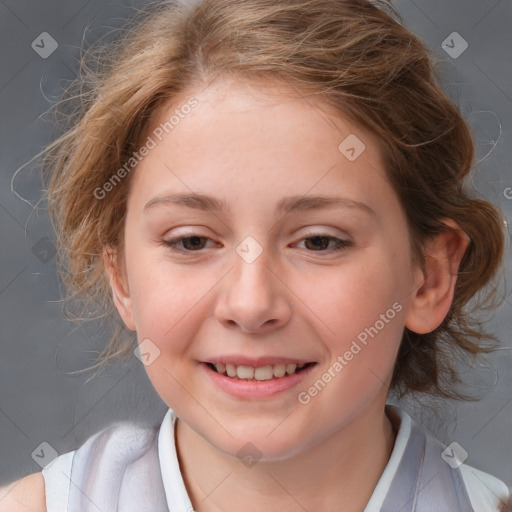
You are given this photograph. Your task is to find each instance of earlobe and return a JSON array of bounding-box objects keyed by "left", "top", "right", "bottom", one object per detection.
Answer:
[
  {"left": 103, "top": 246, "right": 137, "bottom": 331},
  {"left": 404, "top": 220, "right": 469, "bottom": 334}
]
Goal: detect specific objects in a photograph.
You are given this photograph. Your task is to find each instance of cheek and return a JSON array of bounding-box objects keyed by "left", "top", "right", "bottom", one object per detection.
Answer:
[
  {"left": 295, "top": 254, "right": 407, "bottom": 387},
  {"left": 295, "top": 267, "right": 406, "bottom": 418},
  {"left": 124, "top": 233, "right": 182, "bottom": 314},
  {"left": 126, "top": 261, "right": 217, "bottom": 406},
  {"left": 300, "top": 256, "right": 404, "bottom": 335},
  {"left": 124, "top": 250, "right": 223, "bottom": 362},
  {"left": 129, "top": 266, "right": 204, "bottom": 332}
]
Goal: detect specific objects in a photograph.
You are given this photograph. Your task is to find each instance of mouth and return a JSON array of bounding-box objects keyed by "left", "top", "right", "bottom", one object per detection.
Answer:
[{"left": 205, "top": 361, "right": 316, "bottom": 381}]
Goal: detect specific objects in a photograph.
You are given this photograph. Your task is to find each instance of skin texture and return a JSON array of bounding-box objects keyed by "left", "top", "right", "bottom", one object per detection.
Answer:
[
  {"left": 102, "top": 77, "right": 468, "bottom": 512},
  {"left": 0, "top": 473, "right": 46, "bottom": 512}
]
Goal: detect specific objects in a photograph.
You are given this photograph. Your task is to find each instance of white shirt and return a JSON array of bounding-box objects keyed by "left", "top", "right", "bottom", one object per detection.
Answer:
[{"left": 42, "top": 406, "right": 510, "bottom": 511}]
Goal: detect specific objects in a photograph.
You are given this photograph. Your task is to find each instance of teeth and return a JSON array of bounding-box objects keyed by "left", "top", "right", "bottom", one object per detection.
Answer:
[
  {"left": 286, "top": 363, "right": 297, "bottom": 375},
  {"left": 226, "top": 364, "right": 237, "bottom": 377},
  {"left": 236, "top": 366, "right": 254, "bottom": 379},
  {"left": 211, "top": 362, "right": 309, "bottom": 380},
  {"left": 254, "top": 365, "right": 273, "bottom": 381},
  {"left": 272, "top": 364, "right": 286, "bottom": 378}
]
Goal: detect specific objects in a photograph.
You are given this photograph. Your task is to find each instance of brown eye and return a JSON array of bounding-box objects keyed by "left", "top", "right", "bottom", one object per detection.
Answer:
[
  {"left": 180, "top": 236, "right": 208, "bottom": 250},
  {"left": 163, "top": 235, "right": 213, "bottom": 253},
  {"left": 304, "top": 236, "right": 331, "bottom": 251},
  {"left": 298, "top": 235, "right": 352, "bottom": 252}
]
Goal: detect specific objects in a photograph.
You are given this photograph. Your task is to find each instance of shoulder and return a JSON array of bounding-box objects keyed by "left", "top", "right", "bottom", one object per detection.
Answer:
[
  {"left": 0, "top": 472, "right": 46, "bottom": 512},
  {"left": 386, "top": 405, "right": 511, "bottom": 512},
  {"left": 74, "top": 419, "right": 159, "bottom": 461},
  {"left": 460, "top": 463, "right": 511, "bottom": 512},
  {"left": 42, "top": 420, "right": 161, "bottom": 512},
  {"left": 0, "top": 419, "right": 167, "bottom": 512}
]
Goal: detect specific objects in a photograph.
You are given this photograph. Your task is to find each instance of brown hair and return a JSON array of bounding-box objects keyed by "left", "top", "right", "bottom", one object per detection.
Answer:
[{"left": 44, "top": 0, "right": 506, "bottom": 398}]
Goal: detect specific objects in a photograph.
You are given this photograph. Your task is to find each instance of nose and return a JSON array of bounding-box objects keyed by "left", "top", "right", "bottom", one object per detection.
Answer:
[{"left": 214, "top": 246, "right": 292, "bottom": 334}]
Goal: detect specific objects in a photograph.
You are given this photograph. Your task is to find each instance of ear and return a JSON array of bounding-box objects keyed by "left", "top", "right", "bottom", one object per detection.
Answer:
[
  {"left": 102, "top": 245, "right": 136, "bottom": 331},
  {"left": 405, "top": 219, "right": 469, "bottom": 334}
]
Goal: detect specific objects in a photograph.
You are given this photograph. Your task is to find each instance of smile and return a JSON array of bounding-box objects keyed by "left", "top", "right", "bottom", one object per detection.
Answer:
[{"left": 206, "top": 362, "right": 314, "bottom": 381}]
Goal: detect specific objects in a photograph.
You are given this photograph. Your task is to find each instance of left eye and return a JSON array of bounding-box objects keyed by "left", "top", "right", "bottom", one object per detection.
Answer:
[
  {"left": 162, "top": 234, "right": 351, "bottom": 254},
  {"left": 296, "top": 235, "right": 351, "bottom": 252}
]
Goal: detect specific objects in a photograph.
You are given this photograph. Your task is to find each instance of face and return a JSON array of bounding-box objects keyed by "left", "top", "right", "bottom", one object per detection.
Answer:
[{"left": 110, "top": 77, "right": 425, "bottom": 460}]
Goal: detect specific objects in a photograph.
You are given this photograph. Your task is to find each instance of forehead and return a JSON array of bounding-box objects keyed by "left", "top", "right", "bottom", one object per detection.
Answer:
[{"left": 130, "top": 77, "right": 392, "bottom": 211}]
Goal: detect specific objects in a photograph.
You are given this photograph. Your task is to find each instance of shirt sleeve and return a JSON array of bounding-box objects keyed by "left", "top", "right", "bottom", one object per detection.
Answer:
[{"left": 41, "top": 451, "right": 74, "bottom": 512}]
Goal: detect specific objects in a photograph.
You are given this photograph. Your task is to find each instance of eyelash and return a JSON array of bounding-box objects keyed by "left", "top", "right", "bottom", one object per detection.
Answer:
[{"left": 161, "top": 233, "right": 352, "bottom": 255}]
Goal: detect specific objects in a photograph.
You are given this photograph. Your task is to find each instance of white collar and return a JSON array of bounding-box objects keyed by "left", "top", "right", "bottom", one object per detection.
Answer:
[
  {"left": 364, "top": 405, "right": 412, "bottom": 511},
  {"left": 157, "top": 405, "right": 412, "bottom": 511},
  {"left": 158, "top": 409, "right": 195, "bottom": 512}
]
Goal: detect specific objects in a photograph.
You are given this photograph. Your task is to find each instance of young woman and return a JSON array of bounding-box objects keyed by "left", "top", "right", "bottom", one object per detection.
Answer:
[{"left": 2, "top": 1, "right": 509, "bottom": 510}]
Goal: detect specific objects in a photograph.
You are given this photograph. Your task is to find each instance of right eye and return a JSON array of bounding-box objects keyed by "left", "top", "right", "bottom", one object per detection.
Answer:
[{"left": 162, "top": 235, "right": 218, "bottom": 253}]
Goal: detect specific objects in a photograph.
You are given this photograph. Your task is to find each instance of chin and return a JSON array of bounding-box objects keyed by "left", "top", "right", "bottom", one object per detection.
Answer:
[{"left": 200, "top": 422, "right": 312, "bottom": 463}]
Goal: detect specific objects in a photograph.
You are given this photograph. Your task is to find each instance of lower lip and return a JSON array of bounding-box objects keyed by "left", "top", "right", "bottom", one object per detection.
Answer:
[{"left": 201, "top": 362, "right": 316, "bottom": 399}]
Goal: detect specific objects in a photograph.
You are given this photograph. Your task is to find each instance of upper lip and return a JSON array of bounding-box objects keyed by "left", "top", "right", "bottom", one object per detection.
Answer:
[{"left": 204, "top": 356, "right": 316, "bottom": 367}]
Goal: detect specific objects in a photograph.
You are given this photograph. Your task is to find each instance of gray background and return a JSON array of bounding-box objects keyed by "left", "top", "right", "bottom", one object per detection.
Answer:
[{"left": 1, "top": 0, "right": 511, "bottom": 489}]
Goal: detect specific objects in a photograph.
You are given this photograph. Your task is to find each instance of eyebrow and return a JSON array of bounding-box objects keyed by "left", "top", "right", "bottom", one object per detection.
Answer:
[{"left": 143, "top": 192, "right": 375, "bottom": 216}]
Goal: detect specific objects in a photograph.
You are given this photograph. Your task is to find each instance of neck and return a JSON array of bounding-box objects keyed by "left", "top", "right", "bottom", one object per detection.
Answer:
[{"left": 175, "top": 401, "right": 396, "bottom": 512}]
